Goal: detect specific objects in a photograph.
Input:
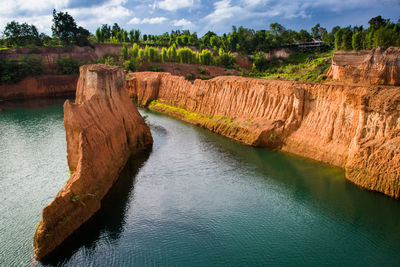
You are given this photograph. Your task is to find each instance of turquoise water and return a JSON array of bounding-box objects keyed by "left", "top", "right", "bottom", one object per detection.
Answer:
[{"left": 1, "top": 99, "right": 400, "bottom": 266}]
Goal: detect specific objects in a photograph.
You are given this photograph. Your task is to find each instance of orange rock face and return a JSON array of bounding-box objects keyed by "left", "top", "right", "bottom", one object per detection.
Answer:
[
  {"left": 327, "top": 47, "right": 400, "bottom": 86},
  {"left": 0, "top": 75, "right": 77, "bottom": 100},
  {"left": 128, "top": 72, "right": 400, "bottom": 198},
  {"left": 34, "top": 65, "right": 153, "bottom": 260}
]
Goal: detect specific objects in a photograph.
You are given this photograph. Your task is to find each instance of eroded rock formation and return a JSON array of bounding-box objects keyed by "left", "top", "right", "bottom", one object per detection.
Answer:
[
  {"left": 327, "top": 47, "right": 400, "bottom": 86},
  {"left": 34, "top": 64, "right": 153, "bottom": 260},
  {"left": 128, "top": 72, "right": 400, "bottom": 198}
]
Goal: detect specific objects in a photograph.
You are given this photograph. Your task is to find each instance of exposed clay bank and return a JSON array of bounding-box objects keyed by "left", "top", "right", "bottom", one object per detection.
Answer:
[
  {"left": 128, "top": 72, "right": 400, "bottom": 198},
  {"left": 0, "top": 75, "right": 78, "bottom": 100}
]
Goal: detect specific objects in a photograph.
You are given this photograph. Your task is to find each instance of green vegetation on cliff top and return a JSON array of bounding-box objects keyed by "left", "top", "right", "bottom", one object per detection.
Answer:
[
  {"left": 251, "top": 51, "right": 332, "bottom": 82},
  {"left": 1, "top": 12, "right": 399, "bottom": 84}
]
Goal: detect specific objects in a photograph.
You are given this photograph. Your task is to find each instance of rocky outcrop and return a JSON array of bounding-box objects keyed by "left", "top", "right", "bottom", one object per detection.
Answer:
[
  {"left": 327, "top": 47, "right": 400, "bottom": 86},
  {"left": 0, "top": 75, "right": 78, "bottom": 100},
  {"left": 34, "top": 64, "right": 153, "bottom": 260},
  {"left": 128, "top": 72, "right": 400, "bottom": 198}
]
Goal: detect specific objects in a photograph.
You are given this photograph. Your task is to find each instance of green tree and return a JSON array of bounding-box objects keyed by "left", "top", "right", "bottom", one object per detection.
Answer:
[
  {"left": 51, "top": 9, "right": 77, "bottom": 45},
  {"left": 74, "top": 27, "right": 90, "bottom": 46},
  {"left": 253, "top": 52, "right": 269, "bottom": 72},
  {"left": 167, "top": 44, "right": 177, "bottom": 62},
  {"left": 199, "top": 49, "right": 214, "bottom": 65},
  {"left": 3, "top": 21, "right": 41, "bottom": 47},
  {"left": 297, "top": 29, "right": 312, "bottom": 42},
  {"left": 341, "top": 27, "right": 353, "bottom": 50},
  {"left": 352, "top": 31, "right": 363, "bottom": 50},
  {"left": 111, "top": 23, "right": 121, "bottom": 38},
  {"left": 368, "top": 16, "right": 389, "bottom": 29},
  {"left": 128, "top": 43, "right": 139, "bottom": 58},
  {"left": 161, "top": 47, "right": 168, "bottom": 63}
]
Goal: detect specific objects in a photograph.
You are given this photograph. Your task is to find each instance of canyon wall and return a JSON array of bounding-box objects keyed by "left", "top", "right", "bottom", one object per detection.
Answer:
[
  {"left": 127, "top": 72, "right": 400, "bottom": 198},
  {"left": 34, "top": 65, "right": 153, "bottom": 260},
  {"left": 0, "top": 75, "right": 78, "bottom": 100},
  {"left": 327, "top": 47, "right": 400, "bottom": 86}
]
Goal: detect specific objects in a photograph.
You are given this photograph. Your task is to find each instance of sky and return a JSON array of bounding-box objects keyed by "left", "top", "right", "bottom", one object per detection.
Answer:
[{"left": 0, "top": 0, "right": 399, "bottom": 36}]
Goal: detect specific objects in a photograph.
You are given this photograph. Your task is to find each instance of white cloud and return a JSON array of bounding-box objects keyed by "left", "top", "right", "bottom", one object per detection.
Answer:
[
  {"left": 158, "top": 0, "right": 195, "bottom": 11},
  {"left": 65, "top": 0, "right": 132, "bottom": 30},
  {"left": 0, "top": 0, "right": 69, "bottom": 15},
  {"left": 204, "top": 0, "right": 242, "bottom": 24},
  {"left": 172, "top": 18, "right": 193, "bottom": 28},
  {"left": 128, "top": 17, "right": 141, "bottom": 24},
  {"left": 128, "top": 16, "right": 168, "bottom": 24}
]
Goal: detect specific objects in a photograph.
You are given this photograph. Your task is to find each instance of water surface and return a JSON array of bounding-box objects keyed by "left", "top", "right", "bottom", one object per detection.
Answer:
[{"left": 1, "top": 100, "right": 400, "bottom": 266}]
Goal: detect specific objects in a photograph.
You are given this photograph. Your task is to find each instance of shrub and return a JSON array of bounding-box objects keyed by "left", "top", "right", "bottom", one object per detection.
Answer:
[
  {"left": 217, "top": 49, "right": 236, "bottom": 68},
  {"left": 0, "top": 56, "right": 44, "bottom": 84},
  {"left": 197, "top": 67, "right": 209, "bottom": 75},
  {"left": 177, "top": 47, "right": 195, "bottom": 64},
  {"left": 128, "top": 43, "right": 139, "bottom": 58},
  {"left": 253, "top": 52, "right": 269, "bottom": 72},
  {"left": 199, "top": 49, "right": 214, "bottom": 65},
  {"left": 185, "top": 72, "right": 195, "bottom": 81},
  {"left": 148, "top": 65, "right": 163, "bottom": 72},
  {"left": 198, "top": 75, "right": 214, "bottom": 80},
  {"left": 123, "top": 57, "right": 140, "bottom": 72},
  {"left": 56, "top": 57, "right": 81, "bottom": 74}
]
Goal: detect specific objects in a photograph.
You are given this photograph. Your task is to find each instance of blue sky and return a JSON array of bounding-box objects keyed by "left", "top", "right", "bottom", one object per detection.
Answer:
[{"left": 1, "top": 0, "right": 399, "bottom": 36}]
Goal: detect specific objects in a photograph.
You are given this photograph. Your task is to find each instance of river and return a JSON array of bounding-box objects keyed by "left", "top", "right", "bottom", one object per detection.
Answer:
[{"left": 1, "top": 99, "right": 400, "bottom": 266}]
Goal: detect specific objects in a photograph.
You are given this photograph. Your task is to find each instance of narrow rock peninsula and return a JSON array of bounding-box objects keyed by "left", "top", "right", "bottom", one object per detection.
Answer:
[
  {"left": 34, "top": 64, "right": 153, "bottom": 260},
  {"left": 128, "top": 72, "right": 400, "bottom": 198}
]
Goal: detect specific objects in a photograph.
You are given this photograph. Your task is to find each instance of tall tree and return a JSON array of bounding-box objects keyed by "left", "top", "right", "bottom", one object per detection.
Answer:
[
  {"left": 3, "top": 21, "right": 41, "bottom": 46},
  {"left": 51, "top": 9, "right": 77, "bottom": 45}
]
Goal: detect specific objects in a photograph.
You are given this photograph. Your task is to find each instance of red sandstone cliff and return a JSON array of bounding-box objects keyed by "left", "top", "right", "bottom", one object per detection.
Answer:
[
  {"left": 0, "top": 75, "right": 78, "bottom": 100},
  {"left": 34, "top": 64, "right": 153, "bottom": 260},
  {"left": 327, "top": 47, "right": 400, "bottom": 86},
  {"left": 128, "top": 72, "right": 400, "bottom": 198}
]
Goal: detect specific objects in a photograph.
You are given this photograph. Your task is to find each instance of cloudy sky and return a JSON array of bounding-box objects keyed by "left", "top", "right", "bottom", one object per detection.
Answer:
[{"left": 1, "top": 0, "right": 399, "bottom": 36}]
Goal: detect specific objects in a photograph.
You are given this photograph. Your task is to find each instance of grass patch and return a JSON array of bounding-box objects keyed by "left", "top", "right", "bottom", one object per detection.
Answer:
[
  {"left": 250, "top": 51, "right": 332, "bottom": 83},
  {"left": 149, "top": 100, "right": 235, "bottom": 126},
  {"left": 71, "top": 195, "right": 80, "bottom": 202}
]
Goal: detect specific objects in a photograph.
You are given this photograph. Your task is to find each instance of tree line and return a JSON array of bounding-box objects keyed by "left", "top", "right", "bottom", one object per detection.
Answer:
[{"left": 1, "top": 11, "right": 399, "bottom": 53}]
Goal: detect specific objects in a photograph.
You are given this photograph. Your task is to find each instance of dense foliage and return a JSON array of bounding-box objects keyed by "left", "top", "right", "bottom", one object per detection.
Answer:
[
  {"left": 0, "top": 12, "right": 399, "bottom": 83},
  {"left": 3, "top": 21, "right": 41, "bottom": 47},
  {"left": 52, "top": 9, "right": 91, "bottom": 46},
  {"left": 0, "top": 56, "right": 43, "bottom": 84},
  {"left": 119, "top": 43, "right": 237, "bottom": 69},
  {"left": 250, "top": 51, "right": 332, "bottom": 82},
  {"left": 56, "top": 57, "right": 81, "bottom": 74},
  {"left": 2, "top": 12, "right": 398, "bottom": 53}
]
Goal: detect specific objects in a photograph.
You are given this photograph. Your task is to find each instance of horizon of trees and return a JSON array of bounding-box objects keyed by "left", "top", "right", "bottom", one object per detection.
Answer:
[{"left": 1, "top": 11, "right": 399, "bottom": 54}]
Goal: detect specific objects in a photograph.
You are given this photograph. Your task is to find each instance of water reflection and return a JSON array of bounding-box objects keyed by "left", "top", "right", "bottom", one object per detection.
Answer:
[
  {"left": 38, "top": 149, "right": 152, "bottom": 266},
  {"left": 192, "top": 121, "right": 400, "bottom": 244},
  {"left": 0, "top": 97, "right": 70, "bottom": 110}
]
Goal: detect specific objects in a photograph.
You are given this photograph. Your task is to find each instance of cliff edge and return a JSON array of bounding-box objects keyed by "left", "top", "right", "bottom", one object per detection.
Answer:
[
  {"left": 34, "top": 64, "right": 153, "bottom": 260},
  {"left": 327, "top": 47, "right": 400, "bottom": 86},
  {"left": 128, "top": 72, "right": 400, "bottom": 198}
]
